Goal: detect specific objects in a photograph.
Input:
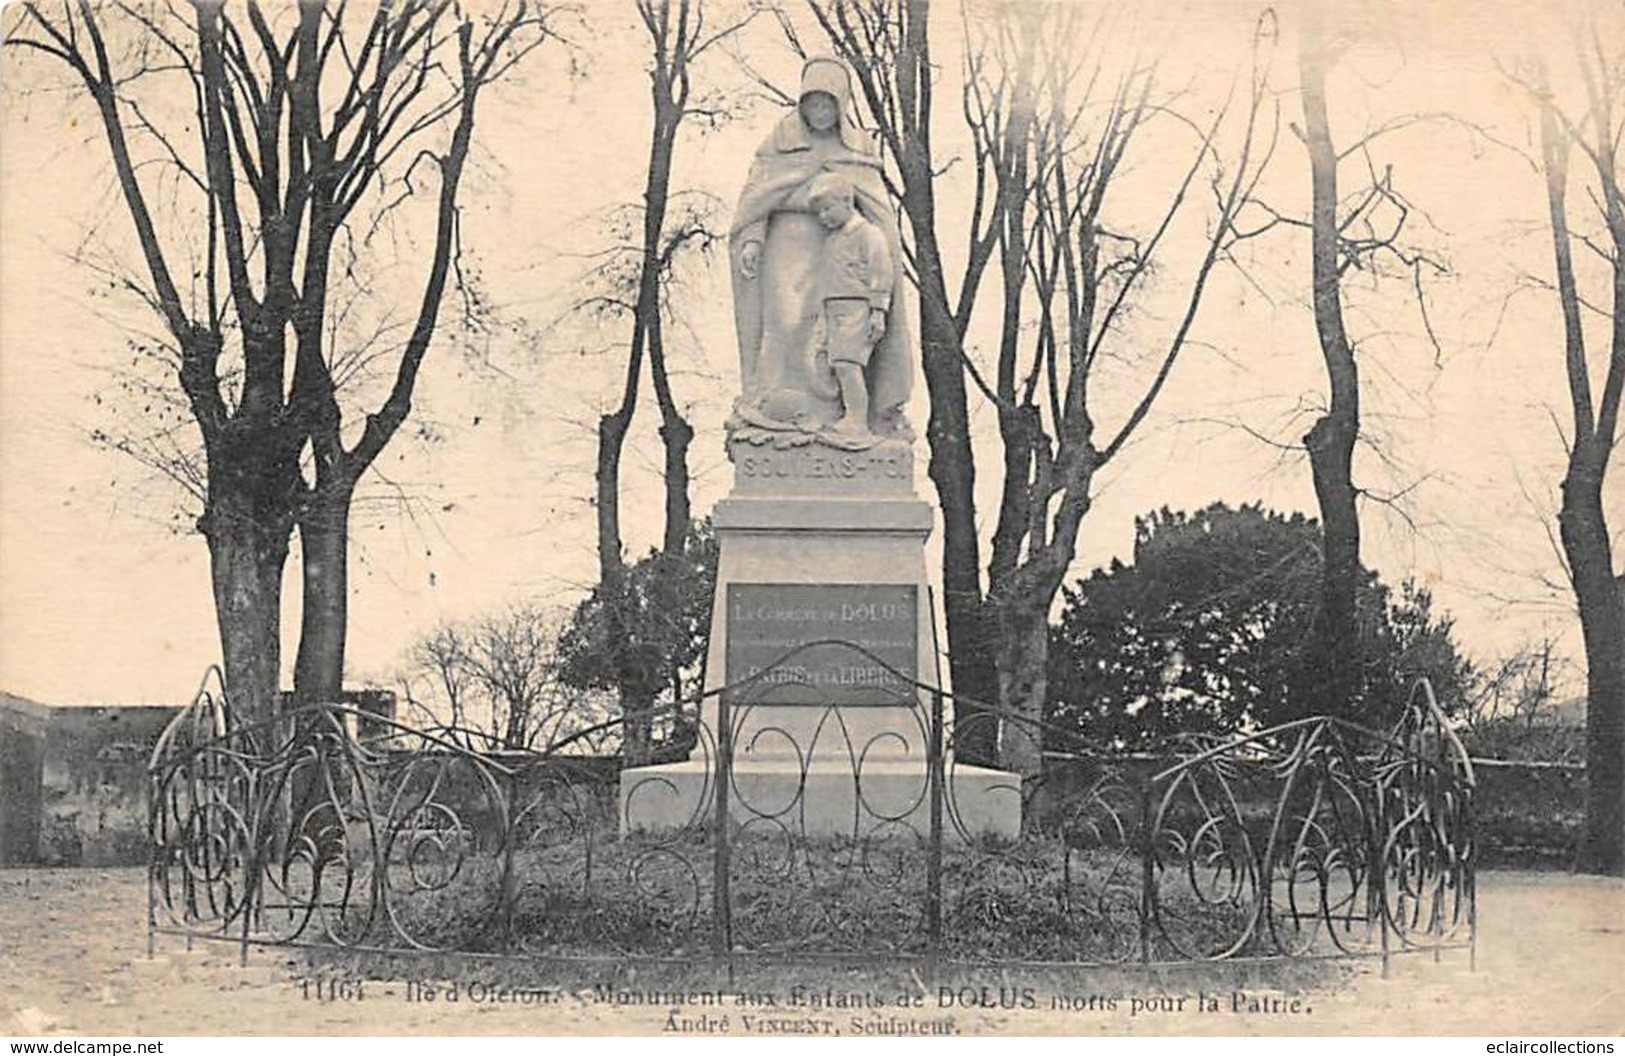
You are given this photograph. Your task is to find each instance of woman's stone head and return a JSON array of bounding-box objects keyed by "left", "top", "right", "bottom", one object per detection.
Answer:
[{"left": 798, "top": 57, "right": 852, "bottom": 133}]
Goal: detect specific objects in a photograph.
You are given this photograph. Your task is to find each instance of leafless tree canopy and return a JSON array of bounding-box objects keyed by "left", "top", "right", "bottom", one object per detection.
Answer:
[
  {"left": 801, "top": 0, "right": 1276, "bottom": 775},
  {"left": 400, "top": 604, "right": 617, "bottom": 754},
  {"left": 5, "top": 0, "right": 565, "bottom": 721}
]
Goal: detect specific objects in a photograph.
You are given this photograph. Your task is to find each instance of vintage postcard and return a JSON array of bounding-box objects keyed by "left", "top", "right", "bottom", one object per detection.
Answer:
[{"left": 1, "top": 0, "right": 1621, "bottom": 1040}]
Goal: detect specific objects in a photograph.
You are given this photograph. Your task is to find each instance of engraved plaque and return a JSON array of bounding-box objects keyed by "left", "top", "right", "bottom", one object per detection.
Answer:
[{"left": 725, "top": 584, "right": 918, "bottom": 706}]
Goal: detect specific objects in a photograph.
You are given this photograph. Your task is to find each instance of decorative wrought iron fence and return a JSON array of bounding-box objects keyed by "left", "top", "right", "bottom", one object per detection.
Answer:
[{"left": 147, "top": 646, "right": 1474, "bottom": 973}]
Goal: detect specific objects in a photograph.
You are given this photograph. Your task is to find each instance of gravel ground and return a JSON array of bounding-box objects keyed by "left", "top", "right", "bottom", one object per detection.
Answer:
[{"left": 1, "top": 867, "right": 1619, "bottom": 1036}]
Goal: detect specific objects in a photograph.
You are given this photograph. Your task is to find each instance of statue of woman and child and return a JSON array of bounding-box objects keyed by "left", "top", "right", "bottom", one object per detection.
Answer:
[{"left": 727, "top": 57, "right": 912, "bottom": 451}]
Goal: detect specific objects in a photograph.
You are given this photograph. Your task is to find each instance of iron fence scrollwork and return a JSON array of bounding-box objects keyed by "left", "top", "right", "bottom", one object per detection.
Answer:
[{"left": 148, "top": 646, "right": 1475, "bottom": 973}]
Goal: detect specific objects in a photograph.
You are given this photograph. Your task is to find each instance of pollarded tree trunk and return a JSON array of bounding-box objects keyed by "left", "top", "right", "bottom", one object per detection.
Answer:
[
  {"left": 993, "top": 596, "right": 1050, "bottom": 780},
  {"left": 199, "top": 424, "right": 301, "bottom": 729},
  {"left": 6, "top": 1, "right": 553, "bottom": 741},
  {"left": 293, "top": 483, "right": 355, "bottom": 708},
  {"left": 289, "top": 484, "right": 353, "bottom": 857},
  {"left": 989, "top": 465, "right": 1092, "bottom": 782},
  {"left": 204, "top": 504, "right": 291, "bottom": 731}
]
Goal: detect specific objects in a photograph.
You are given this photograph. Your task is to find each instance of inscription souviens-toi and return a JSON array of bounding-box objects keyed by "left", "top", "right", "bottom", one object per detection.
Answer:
[{"left": 736, "top": 449, "right": 906, "bottom": 481}]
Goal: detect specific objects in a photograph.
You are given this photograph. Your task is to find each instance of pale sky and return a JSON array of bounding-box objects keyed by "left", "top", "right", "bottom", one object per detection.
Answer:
[{"left": 0, "top": 0, "right": 1618, "bottom": 707}]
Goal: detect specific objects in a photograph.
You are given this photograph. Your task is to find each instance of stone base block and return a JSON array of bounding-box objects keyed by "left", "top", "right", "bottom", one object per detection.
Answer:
[{"left": 619, "top": 756, "right": 1020, "bottom": 841}]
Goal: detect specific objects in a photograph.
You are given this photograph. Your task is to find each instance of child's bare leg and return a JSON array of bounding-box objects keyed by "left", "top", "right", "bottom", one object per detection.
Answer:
[{"left": 833, "top": 362, "right": 869, "bottom": 434}]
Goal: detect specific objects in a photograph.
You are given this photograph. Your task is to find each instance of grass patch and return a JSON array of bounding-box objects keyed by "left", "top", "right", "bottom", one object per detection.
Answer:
[{"left": 365, "top": 828, "right": 1284, "bottom": 968}]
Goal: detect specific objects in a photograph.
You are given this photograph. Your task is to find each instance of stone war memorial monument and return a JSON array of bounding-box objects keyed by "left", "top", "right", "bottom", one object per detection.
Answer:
[{"left": 618, "top": 57, "right": 1020, "bottom": 839}]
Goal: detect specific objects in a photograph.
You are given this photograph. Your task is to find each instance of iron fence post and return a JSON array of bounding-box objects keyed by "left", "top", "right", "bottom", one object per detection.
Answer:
[
  {"left": 240, "top": 859, "right": 254, "bottom": 967},
  {"left": 499, "top": 767, "right": 519, "bottom": 950},
  {"left": 1468, "top": 791, "right": 1478, "bottom": 974},
  {"left": 145, "top": 768, "right": 157, "bottom": 960},
  {"left": 1138, "top": 776, "right": 1153, "bottom": 964},
  {"left": 927, "top": 688, "right": 944, "bottom": 973},
  {"left": 712, "top": 688, "right": 733, "bottom": 970},
  {"left": 1369, "top": 779, "right": 1390, "bottom": 980}
]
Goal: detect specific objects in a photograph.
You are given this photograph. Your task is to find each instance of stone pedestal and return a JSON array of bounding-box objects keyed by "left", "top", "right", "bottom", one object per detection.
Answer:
[{"left": 618, "top": 437, "right": 1021, "bottom": 840}]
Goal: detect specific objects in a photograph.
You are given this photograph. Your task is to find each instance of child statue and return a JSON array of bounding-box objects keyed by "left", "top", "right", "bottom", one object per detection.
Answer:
[{"left": 807, "top": 171, "right": 893, "bottom": 441}]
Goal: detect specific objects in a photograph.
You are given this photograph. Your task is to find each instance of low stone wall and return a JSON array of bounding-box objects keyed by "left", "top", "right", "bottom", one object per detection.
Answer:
[
  {"left": 1039, "top": 752, "right": 1586, "bottom": 869},
  {"left": 0, "top": 695, "right": 49, "bottom": 866},
  {"left": 2, "top": 689, "right": 410, "bottom": 868},
  {"left": 0, "top": 696, "right": 181, "bottom": 867}
]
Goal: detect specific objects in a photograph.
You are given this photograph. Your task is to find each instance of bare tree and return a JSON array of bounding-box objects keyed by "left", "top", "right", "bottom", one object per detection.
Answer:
[
  {"left": 406, "top": 622, "right": 480, "bottom": 742},
  {"left": 1524, "top": 34, "right": 1625, "bottom": 875},
  {"left": 985, "top": 9, "right": 1274, "bottom": 775},
  {"left": 805, "top": 0, "right": 1010, "bottom": 738},
  {"left": 1467, "top": 637, "right": 1576, "bottom": 730},
  {"left": 809, "top": 1, "right": 1273, "bottom": 774},
  {"left": 401, "top": 605, "right": 615, "bottom": 753},
  {"left": 1222, "top": 2, "right": 1447, "bottom": 719},
  {"left": 1295, "top": 1, "right": 1366, "bottom": 719},
  {"left": 591, "top": 0, "right": 746, "bottom": 762},
  {"left": 5, "top": 1, "right": 562, "bottom": 724}
]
